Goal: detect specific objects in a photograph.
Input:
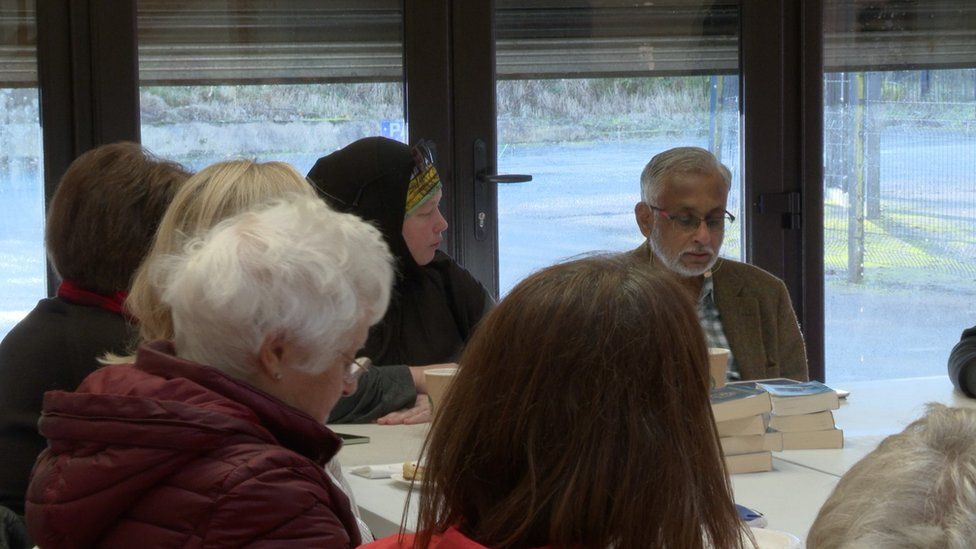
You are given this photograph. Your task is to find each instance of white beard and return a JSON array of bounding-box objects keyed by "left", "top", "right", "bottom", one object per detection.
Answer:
[{"left": 647, "top": 232, "right": 717, "bottom": 278}]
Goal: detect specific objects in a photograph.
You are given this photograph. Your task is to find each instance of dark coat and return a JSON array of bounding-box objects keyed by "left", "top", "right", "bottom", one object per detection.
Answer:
[
  {"left": 308, "top": 137, "right": 492, "bottom": 423},
  {"left": 0, "top": 297, "right": 132, "bottom": 517},
  {"left": 26, "top": 341, "right": 361, "bottom": 548},
  {"left": 948, "top": 326, "right": 976, "bottom": 397},
  {"left": 630, "top": 243, "right": 809, "bottom": 381}
]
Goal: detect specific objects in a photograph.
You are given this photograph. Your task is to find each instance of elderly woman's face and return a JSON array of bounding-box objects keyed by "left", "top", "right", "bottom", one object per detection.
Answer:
[
  {"left": 402, "top": 190, "right": 448, "bottom": 266},
  {"left": 266, "top": 322, "right": 370, "bottom": 423}
]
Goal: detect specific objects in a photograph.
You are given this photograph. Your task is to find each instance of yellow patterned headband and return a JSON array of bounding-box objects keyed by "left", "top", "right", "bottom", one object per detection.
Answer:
[{"left": 405, "top": 141, "right": 442, "bottom": 215}]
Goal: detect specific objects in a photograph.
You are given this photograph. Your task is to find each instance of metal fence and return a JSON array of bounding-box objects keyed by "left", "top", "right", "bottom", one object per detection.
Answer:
[{"left": 824, "top": 69, "right": 976, "bottom": 283}]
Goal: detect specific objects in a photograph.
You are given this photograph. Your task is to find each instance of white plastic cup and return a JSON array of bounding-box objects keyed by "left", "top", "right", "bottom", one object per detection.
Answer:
[
  {"left": 424, "top": 367, "right": 459, "bottom": 415},
  {"left": 708, "top": 348, "right": 730, "bottom": 389}
]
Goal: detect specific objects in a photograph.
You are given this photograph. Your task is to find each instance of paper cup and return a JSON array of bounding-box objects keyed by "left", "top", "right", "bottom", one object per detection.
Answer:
[
  {"left": 708, "top": 348, "right": 730, "bottom": 389},
  {"left": 424, "top": 367, "right": 459, "bottom": 415}
]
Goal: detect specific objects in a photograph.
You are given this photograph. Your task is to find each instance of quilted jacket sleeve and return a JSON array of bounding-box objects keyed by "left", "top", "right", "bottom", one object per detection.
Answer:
[
  {"left": 202, "top": 458, "right": 357, "bottom": 548},
  {"left": 327, "top": 365, "right": 417, "bottom": 424}
]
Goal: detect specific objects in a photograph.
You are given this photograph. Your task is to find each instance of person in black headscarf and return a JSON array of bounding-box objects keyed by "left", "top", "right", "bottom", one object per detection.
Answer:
[{"left": 307, "top": 137, "right": 492, "bottom": 424}]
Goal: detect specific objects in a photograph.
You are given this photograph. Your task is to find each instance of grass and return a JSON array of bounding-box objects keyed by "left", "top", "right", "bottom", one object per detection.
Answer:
[{"left": 824, "top": 203, "right": 976, "bottom": 290}]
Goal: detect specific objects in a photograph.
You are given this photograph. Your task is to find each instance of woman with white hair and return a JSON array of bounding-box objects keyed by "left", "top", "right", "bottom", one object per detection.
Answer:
[
  {"left": 807, "top": 403, "right": 976, "bottom": 549},
  {"left": 25, "top": 193, "right": 393, "bottom": 548}
]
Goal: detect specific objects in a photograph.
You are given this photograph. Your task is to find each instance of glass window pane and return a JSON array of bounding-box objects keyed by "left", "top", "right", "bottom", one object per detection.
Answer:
[
  {"left": 137, "top": 0, "right": 405, "bottom": 173},
  {"left": 0, "top": 3, "right": 45, "bottom": 341},
  {"left": 823, "top": 1, "right": 976, "bottom": 381},
  {"left": 496, "top": 1, "right": 741, "bottom": 294}
]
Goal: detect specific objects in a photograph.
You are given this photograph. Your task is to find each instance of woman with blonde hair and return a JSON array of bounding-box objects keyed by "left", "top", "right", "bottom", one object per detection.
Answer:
[
  {"left": 366, "top": 255, "right": 747, "bottom": 549},
  {"left": 122, "top": 159, "right": 315, "bottom": 347}
]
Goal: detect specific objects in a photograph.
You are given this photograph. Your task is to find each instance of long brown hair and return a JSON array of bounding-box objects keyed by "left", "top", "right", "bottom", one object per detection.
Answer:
[{"left": 414, "top": 255, "right": 745, "bottom": 549}]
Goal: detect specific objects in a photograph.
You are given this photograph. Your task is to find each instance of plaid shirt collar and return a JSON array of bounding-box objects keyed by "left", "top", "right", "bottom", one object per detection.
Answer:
[
  {"left": 698, "top": 273, "right": 715, "bottom": 305},
  {"left": 697, "top": 270, "right": 739, "bottom": 380}
]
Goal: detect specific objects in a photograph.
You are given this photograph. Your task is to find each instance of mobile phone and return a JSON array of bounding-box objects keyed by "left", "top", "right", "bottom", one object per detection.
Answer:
[
  {"left": 736, "top": 504, "right": 768, "bottom": 528},
  {"left": 336, "top": 432, "right": 370, "bottom": 445}
]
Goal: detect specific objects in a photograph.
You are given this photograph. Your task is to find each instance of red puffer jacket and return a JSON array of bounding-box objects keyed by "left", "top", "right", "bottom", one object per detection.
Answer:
[{"left": 25, "top": 341, "right": 361, "bottom": 548}]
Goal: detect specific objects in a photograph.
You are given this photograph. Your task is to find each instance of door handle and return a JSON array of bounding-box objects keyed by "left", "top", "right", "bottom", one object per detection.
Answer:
[
  {"left": 478, "top": 173, "right": 533, "bottom": 184},
  {"left": 473, "top": 138, "right": 533, "bottom": 241}
]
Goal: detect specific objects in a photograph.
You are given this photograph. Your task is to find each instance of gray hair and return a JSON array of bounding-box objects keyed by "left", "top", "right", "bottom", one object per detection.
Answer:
[
  {"left": 639, "top": 146, "right": 732, "bottom": 204},
  {"left": 151, "top": 193, "right": 394, "bottom": 380},
  {"left": 807, "top": 404, "right": 976, "bottom": 549}
]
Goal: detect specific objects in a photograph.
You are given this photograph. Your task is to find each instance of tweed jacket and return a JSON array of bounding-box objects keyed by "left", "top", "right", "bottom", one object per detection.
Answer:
[{"left": 630, "top": 242, "right": 809, "bottom": 381}]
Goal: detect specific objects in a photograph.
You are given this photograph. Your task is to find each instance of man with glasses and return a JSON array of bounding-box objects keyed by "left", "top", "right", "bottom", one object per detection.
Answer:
[{"left": 631, "top": 146, "right": 808, "bottom": 382}]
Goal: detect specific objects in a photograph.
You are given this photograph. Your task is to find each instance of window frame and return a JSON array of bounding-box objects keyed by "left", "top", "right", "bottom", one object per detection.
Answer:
[{"left": 53, "top": 1, "right": 976, "bottom": 384}]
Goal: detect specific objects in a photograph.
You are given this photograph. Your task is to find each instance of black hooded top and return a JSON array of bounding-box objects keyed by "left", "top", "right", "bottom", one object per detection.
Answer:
[
  {"left": 949, "top": 326, "right": 976, "bottom": 397},
  {"left": 307, "top": 137, "right": 492, "bottom": 423}
]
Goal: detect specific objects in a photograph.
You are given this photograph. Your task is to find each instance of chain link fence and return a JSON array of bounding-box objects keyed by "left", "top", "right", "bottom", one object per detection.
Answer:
[{"left": 824, "top": 69, "right": 976, "bottom": 284}]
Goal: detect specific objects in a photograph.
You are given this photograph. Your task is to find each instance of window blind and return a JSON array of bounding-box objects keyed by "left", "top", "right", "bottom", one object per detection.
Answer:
[
  {"left": 137, "top": 0, "right": 402, "bottom": 85},
  {"left": 0, "top": 3, "right": 36, "bottom": 87}
]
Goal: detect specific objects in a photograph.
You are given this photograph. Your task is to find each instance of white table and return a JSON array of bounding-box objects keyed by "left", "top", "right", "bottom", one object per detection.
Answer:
[
  {"left": 334, "top": 375, "right": 971, "bottom": 544},
  {"left": 334, "top": 424, "right": 425, "bottom": 538},
  {"left": 773, "top": 376, "right": 974, "bottom": 477}
]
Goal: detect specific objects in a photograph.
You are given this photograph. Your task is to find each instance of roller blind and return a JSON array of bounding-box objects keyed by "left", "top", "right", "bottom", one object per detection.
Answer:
[
  {"left": 9, "top": 0, "right": 973, "bottom": 87},
  {"left": 137, "top": 0, "right": 402, "bottom": 85},
  {"left": 494, "top": 0, "right": 976, "bottom": 79},
  {"left": 824, "top": 0, "right": 976, "bottom": 72},
  {"left": 0, "top": 3, "right": 36, "bottom": 87},
  {"left": 495, "top": 0, "right": 739, "bottom": 79}
]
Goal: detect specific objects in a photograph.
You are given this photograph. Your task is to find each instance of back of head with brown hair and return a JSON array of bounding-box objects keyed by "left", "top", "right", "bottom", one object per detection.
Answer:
[
  {"left": 414, "top": 254, "right": 745, "bottom": 549},
  {"left": 45, "top": 142, "right": 190, "bottom": 295}
]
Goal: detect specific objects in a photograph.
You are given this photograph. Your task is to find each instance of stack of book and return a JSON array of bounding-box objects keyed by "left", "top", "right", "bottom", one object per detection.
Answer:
[
  {"left": 711, "top": 379, "right": 844, "bottom": 474},
  {"left": 753, "top": 379, "right": 843, "bottom": 450},
  {"left": 711, "top": 384, "right": 775, "bottom": 474}
]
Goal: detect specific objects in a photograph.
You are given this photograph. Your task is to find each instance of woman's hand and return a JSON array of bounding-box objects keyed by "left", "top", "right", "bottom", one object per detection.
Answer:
[{"left": 376, "top": 394, "right": 432, "bottom": 425}]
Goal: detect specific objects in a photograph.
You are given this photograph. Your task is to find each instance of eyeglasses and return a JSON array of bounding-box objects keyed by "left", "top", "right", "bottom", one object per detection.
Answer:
[
  {"left": 646, "top": 204, "right": 735, "bottom": 233},
  {"left": 344, "top": 356, "right": 372, "bottom": 384}
]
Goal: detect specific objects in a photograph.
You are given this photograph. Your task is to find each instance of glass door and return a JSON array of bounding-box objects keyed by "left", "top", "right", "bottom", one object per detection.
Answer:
[
  {"left": 822, "top": 1, "right": 976, "bottom": 381},
  {"left": 493, "top": 1, "right": 743, "bottom": 294}
]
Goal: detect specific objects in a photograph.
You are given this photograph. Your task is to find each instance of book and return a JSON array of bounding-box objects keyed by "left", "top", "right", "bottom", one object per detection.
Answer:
[
  {"left": 767, "top": 410, "right": 835, "bottom": 433},
  {"left": 720, "top": 433, "right": 783, "bottom": 456},
  {"left": 710, "top": 384, "right": 772, "bottom": 422},
  {"left": 777, "top": 428, "right": 844, "bottom": 450},
  {"left": 731, "top": 379, "right": 839, "bottom": 417},
  {"left": 724, "top": 451, "right": 773, "bottom": 474},
  {"left": 716, "top": 415, "right": 767, "bottom": 437}
]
